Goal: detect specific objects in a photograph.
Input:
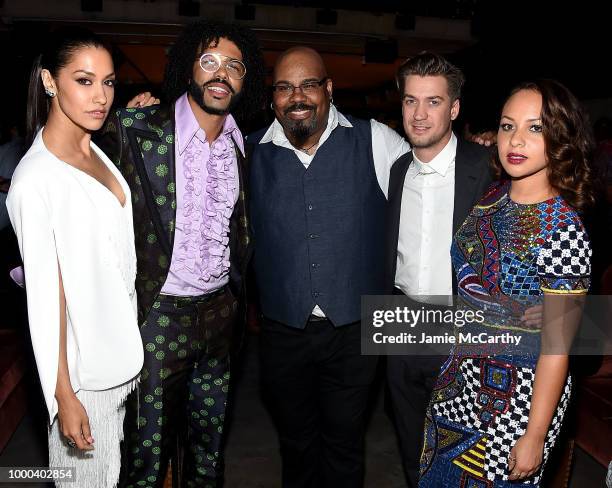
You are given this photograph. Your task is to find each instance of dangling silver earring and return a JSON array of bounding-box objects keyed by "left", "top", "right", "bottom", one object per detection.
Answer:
[
  {"left": 330, "top": 96, "right": 334, "bottom": 105},
  {"left": 45, "top": 88, "right": 56, "bottom": 97},
  {"left": 270, "top": 102, "right": 274, "bottom": 110}
]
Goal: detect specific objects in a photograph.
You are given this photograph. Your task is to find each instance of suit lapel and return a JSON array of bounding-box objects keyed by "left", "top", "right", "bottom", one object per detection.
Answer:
[
  {"left": 126, "top": 110, "right": 176, "bottom": 259},
  {"left": 231, "top": 134, "right": 250, "bottom": 257},
  {"left": 384, "top": 151, "right": 413, "bottom": 291},
  {"left": 388, "top": 152, "right": 412, "bottom": 205},
  {"left": 453, "top": 138, "right": 480, "bottom": 234},
  {"left": 227, "top": 136, "right": 251, "bottom": 344}
]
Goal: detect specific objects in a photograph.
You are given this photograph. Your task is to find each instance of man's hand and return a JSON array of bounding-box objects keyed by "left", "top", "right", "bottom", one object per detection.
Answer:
[
  {"left": 521, "top": 304, "right": 543, "bottom": 329},
  {"left": 127, "top": 92, "right": 160, "bottom": 109},
  {"left": 467, "top": 130, "right": 496, "bottom": 147}
]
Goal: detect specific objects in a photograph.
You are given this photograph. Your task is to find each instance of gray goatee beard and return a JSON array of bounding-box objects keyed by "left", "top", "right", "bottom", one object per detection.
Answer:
[{"left": 281, "top": 103, "right": 318, "bottom": 147}]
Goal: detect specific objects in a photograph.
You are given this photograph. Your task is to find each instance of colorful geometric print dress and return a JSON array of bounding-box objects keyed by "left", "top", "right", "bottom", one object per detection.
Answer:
[{"left": 418, "top": 182, "right": 591, "bottom": 488}]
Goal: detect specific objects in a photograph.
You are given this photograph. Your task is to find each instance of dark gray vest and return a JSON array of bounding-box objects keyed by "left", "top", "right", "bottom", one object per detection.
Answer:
[{"left": 249, "top": 116, "right": 387, "bottom": 328}]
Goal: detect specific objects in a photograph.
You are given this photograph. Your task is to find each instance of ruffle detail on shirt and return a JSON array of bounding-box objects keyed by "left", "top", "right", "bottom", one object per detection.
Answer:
[{"left": 176, "top": 135, "right": 235, "bottom": 282}]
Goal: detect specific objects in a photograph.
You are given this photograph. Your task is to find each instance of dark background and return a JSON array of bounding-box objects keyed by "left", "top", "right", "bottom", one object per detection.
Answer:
[{"left": 0, "top": 0, "right": 609, "bottom": 141}]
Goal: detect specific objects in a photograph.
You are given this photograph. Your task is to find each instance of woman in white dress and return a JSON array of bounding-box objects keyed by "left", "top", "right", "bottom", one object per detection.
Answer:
[{"left": 6, "top": 28, "right": 143, "bottom": 487}]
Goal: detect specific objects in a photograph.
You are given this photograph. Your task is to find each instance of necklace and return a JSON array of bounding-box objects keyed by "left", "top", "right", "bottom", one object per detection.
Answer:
[{"left": 299, "top": 141, "right": 318, "bottom": 153}]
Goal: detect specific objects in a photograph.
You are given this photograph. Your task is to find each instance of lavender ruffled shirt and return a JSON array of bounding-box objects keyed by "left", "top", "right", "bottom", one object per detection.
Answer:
[{"left": 160, "top": 93, "right": 243, "bottom": 296}]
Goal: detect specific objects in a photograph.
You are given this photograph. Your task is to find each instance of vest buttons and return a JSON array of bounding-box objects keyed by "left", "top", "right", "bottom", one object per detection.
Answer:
[
  {"left": 308, "top": 204, "right": 313, "bottom": 211},
  {"left": 313, "top": 291, "right": 320, "bottom": 298},
  {"left": 311, "top": 263, "right": 319, "bottom": 268},
  {"left": 308, "top": 233, "right": 319, "bottom": 239}
]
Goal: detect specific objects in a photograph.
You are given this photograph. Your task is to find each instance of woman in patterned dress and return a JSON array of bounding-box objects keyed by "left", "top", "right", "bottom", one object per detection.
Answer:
[{"left": 419, "top": 80, "right": 596, "bottom": 487}]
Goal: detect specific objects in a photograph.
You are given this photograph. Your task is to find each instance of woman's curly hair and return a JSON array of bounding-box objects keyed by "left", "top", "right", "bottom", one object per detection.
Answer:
[
  {"left": 492, "top": 79, "right": 596, "bottom": 212},
  {"left": 164, "top": 20, "right": 265, "bottom": 123}
]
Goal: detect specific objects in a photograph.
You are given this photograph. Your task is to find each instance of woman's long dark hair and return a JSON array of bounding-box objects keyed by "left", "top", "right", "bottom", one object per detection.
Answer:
[
  {"left": 26, "top": 27, "right": 106, "bottom": 145},
  {"left": 492, "top": 79, "right": 596, "bottom": 212}
]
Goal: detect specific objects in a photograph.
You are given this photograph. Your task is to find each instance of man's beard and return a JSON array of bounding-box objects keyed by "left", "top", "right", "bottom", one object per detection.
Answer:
[
  {"left": 189, "top": 78, "right": 242, "bottom": 116},
  {"left": 409, "top": 120, "right": 452, "bottom": 150},
  {"left": 280, "top": 103, "right": 319, "bottom": 147}
]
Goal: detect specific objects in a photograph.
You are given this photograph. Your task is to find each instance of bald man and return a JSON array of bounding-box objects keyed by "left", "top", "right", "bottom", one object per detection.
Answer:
[{"left": 248, "top": 47, "right": 410, "bottom": 487}]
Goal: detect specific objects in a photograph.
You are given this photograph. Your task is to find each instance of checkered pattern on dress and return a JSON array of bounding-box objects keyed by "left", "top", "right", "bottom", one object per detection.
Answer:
[
  {"left": 429, "top": 185, "right": 584, "bottom": 486},
  {"left": 484, "top": 369, "right": 572, "bottom": 484},
  {"left": 432, "top": 358, "right": 483, "bottom": 429},
  {"left": 537, "top": 224, "right": 591, "bottom": 278},
  {"left": 431, "top": 358, "right": 572, "bottom": 484}
]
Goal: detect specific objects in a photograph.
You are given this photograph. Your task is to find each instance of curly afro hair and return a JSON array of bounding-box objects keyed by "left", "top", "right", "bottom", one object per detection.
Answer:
[{"left": 164, "top": 20, "right": 265, "bottom": 124}]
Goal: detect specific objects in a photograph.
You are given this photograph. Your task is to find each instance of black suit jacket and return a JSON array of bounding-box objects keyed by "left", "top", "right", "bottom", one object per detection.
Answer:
[
  {"left": 96, "top": 105, "right": 252, "bottom": 327},
  {"left": 385, "top": 137, "right": 493, "bottom": 294}
]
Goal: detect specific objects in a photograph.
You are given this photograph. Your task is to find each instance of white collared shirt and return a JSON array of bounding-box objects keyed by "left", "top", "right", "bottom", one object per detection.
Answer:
[
  {"left": 395, "top": 133, "right": 457, "bottom": 303},
  {"left": 258, "top": 104, "right": 411, "bottom": 316}
]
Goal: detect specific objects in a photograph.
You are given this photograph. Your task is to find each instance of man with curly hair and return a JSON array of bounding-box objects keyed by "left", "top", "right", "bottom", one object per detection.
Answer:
[{"left": 97, "top": 20, "right": 265, "bottom": 488}]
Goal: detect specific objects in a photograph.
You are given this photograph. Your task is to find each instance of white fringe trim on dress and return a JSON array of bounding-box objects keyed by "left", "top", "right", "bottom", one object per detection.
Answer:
[{"left": 48, "top": 376, "right": 139, "bottom": 488}]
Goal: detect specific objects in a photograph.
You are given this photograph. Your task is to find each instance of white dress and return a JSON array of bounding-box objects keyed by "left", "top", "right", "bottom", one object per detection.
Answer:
[{"left": 6, "top": 129, "right": 144, "bottom": 487}]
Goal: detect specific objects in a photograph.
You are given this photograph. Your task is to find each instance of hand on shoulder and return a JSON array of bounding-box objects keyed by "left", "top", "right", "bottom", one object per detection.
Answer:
[{"left": 126, "top": 92, "right": 160, "bottom": 109}]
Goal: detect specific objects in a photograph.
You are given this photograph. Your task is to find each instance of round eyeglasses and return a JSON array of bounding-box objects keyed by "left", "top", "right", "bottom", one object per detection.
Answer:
[{"left": 198, "top": 52, "right": 246, "bottom": 80}]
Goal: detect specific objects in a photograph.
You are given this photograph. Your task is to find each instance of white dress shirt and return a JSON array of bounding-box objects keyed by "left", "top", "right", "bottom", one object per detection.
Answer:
[
  {"left": 395, "top": 133, "right": 457, "bottom": 303},
  {"left": 258, "top": 105, "right": 411, "bottom": 316},
  {"left": 7, "top": 130, "right": 144, "bottom": 422}
]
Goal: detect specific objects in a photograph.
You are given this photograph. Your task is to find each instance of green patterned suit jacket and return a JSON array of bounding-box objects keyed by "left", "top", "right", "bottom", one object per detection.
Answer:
[{"left": 96, "top": 105, "right": 252, "bottom": 331}]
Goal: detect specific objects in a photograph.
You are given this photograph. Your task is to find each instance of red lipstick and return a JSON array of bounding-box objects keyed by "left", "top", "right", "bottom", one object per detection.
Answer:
[{"left": 506, "top": 152, "right": 527, "bottom": 165}]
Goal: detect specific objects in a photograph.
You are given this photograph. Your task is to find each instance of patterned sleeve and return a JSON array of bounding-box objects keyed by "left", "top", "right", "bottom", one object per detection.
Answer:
[
  {"left": 536, "top": 223, "right": 591, "bottom": 293},
  {"left": 93, "top": 108, "right": 123, "bottom": 167}
]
